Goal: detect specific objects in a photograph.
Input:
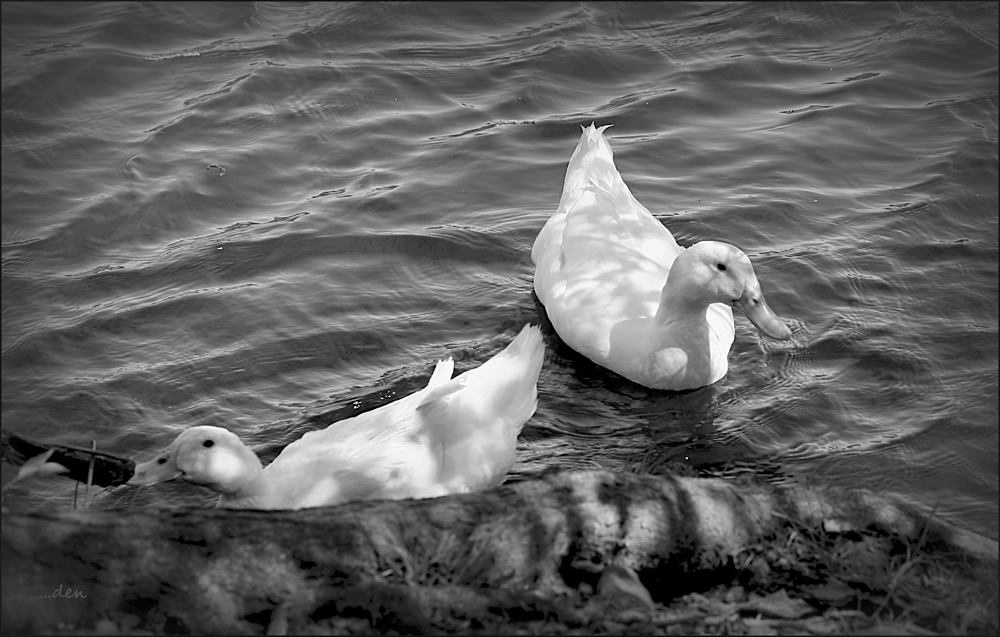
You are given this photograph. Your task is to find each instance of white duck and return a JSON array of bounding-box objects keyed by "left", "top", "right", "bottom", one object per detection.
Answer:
[
  {"left": 532, "top": 124, "right": 791, "bottom": 391},
  {"left": 128, "top": 324, "right": 544, "bottom": 509}
]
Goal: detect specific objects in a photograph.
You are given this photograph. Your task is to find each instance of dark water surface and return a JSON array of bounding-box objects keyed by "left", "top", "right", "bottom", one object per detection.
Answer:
[{"left": 3, "top": 2, "right": 997, "bottom": 538}]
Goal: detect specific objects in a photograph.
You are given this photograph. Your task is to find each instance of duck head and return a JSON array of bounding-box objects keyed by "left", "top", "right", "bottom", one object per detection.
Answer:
[
  {"left": 665, "top": 241, "right": 792, "bottom": 340},
  {"left": 128, "top": 425, "right": 263, "bottom": 497}
]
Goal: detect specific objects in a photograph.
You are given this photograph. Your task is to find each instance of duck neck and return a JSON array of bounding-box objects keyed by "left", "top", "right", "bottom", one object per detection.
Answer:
[
  {"left": 215, "top": 449, "right": 271, "bottom": 509},
  {"left": 653, "top": 272, "right": 712, "bottom": 327},
  {"left": 649, "top": 275, "right": 716, "bottom": 382}
]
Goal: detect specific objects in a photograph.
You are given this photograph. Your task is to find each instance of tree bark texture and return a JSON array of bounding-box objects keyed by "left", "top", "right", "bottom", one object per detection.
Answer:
[{"left": 2, "top": 470, "right": 996, "bottom": 634}]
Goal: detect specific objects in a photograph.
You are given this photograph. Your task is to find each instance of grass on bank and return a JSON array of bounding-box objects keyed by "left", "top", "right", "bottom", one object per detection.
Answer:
[{"left": 299, "top": 510, "right": 998, "bottom": 636}]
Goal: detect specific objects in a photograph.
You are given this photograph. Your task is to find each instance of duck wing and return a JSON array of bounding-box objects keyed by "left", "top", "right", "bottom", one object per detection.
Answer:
[
  {"left": 260, "top": 327, "right": 543, "bottom": 508},
  {"left": 260, "top": 358, "right": 460, "bottom": 508},
  {"left": 414, "top": 324, "right": 544, "bottom": 494},
  {"left": 533, "top": 125, "right": 683, "bottom": 357}
]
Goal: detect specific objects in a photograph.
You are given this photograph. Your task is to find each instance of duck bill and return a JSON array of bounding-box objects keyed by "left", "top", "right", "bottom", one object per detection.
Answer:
[
  {"left": 128, "top": 456, "right": 183, "bottom": 486},
  {"left": 734, "top": 289, "right": 792, "bottom": 340}
]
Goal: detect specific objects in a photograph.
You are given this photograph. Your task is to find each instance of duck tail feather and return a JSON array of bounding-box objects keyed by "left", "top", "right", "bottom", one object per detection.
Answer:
[
  {"left": 472, "top": 324, "right": 545, "bottom": 432},
  {"left": 418, "top": 325, "right": 544, "bottom": 491},
  {"left": 425, "top": 358, "right": 455, "bottom": 387}
]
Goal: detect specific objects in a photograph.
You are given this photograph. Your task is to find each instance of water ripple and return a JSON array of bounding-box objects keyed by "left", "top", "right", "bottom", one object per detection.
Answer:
[{"left": 2, "top": 2, "right": 996, "bottom": 539}]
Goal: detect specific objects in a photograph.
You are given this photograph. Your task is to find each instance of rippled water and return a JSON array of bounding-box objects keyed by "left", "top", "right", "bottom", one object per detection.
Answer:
[{"left": 2, "top": 2, "right": 997, "bottom": 538}]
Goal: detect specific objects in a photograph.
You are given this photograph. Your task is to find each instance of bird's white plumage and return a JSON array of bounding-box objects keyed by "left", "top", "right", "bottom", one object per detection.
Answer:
[
  {"left": 532, "top": 124, "right": 790, "bottom": 390},
  {"left": 129, "top": 324, "right": 545, "bottom": 509}
]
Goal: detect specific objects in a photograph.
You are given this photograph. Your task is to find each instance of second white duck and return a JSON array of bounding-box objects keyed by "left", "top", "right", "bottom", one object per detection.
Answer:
[
  {"left": 532, "top": 124, "right": 791, "bottom": 391},
  {"left": 128, "top": 324, "right": 544, "bottom": 509}
]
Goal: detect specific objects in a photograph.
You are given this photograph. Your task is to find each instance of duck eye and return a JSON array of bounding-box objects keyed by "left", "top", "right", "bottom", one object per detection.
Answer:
[
  {"left": 157, "top": 457, "right": 167, "bottom": 465},
  {"left": 716, "top": 263, "right": 727, "bottom": 271},
  {"left": 203, "top": 440, "right": 215, "bottom": 448}
]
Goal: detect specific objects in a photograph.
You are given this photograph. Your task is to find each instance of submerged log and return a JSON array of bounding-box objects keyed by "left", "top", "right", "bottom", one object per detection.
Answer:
[
  {"left": 1, "top": 428, "right": 134, "bottom": 488},
  {"left": 2, "top": 470, "right": 996, "bottom": 634}
]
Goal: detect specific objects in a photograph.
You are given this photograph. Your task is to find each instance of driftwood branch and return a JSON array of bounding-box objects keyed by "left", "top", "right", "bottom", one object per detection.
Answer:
[
  {"left": 2, "top": 470, "right": 996, "bottom": 634},
  {"left": 1, "top": 428, "right": 134, "bottom": 488}
]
